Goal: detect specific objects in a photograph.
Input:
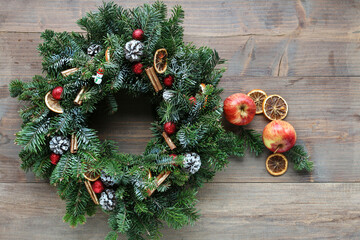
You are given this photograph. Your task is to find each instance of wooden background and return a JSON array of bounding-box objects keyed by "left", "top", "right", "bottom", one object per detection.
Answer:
[{"left": 1, "top": 0, "right": 360, "bottom": 239}]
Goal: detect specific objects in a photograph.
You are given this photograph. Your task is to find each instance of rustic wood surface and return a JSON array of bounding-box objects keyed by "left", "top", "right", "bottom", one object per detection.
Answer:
[{"left": 1, "top": 0, "right": 360, "bottom": 239}]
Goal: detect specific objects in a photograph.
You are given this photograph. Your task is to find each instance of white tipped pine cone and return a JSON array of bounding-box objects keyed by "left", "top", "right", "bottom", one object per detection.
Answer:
[
  {"left": 99, "top": 189, "right": 116, "bottom": 211},
  {"left": 100, "top": 171, "right": 119, "bottom": 187},
  {"left": 49, "top": 136, "right": 70, "bottom": 155},
  {"left": 124, "top": 40, "right": 144, "bottom": 62},
  {"left": 183, "top": 152, "right": 201, "bottom": 174},
  {"left": 87, "top": 44, "right": 102, "bottom": 57}
]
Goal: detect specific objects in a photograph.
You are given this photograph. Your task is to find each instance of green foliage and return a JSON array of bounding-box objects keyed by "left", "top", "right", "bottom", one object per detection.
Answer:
[
  {"left": 285, "top": 145, "right": 313, "bottom": 172},
  {"left": 239, "top": 127, "right": 265, "bottom": 156},
  {"left": 8, "top": 2, "right": 287, "bottom": 239}
]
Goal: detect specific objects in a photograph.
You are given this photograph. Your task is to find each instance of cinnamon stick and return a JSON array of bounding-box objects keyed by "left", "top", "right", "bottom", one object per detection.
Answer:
[
  {"left": 84, "top": 180, "right": 99, "bottom": 205},
  {"left": 74, "top": 87, "right": 86, "bottom": 105},
  {"left": 147, "top": 171, "right": 171, "bottom": 196},
  {"left": 145, "top": 67, "right": 163, "bottom": 92},
  {"left": 61, "top": 68, "right": 79, "bottom": 77},
  {"left": 70, "top": 134, "right": 78, "bottom": 154},
  {"left": 162, "top": 132, "right": 176, "bottom": 150}
]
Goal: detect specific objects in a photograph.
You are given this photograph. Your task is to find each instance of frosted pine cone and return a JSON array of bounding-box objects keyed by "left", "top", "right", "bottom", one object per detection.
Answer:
[
  {"left": 49, "top": 136, "right": 70, "bottom": 155},
  {"left": 99, "top": 189, "right": 116, "bottom": 211},
  {"left": 183, "top": 153, "right": 201, "bottom": 174},
  {"left": 87, "top": 44, "right": 102, "bottom": 57},
  {"left": 124, "top": 40, "right": 143, "bottom": 62},
  {"left": 100, "top": 171, "right": 119, "bottom": 187}
]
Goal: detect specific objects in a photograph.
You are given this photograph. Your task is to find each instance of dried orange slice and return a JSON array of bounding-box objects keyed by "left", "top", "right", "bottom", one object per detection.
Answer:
[
  {"left": 247, "top": 89, "right": 267, "bottom": 114},
  {"left": 266, "top": 153, "right": 288, "bottom": 176},
  {"left": 83, "top": 171, "right": 100, "bottom": 181},
  {"left": 154, "top": 48, "right": 168, "bottom": 74},
  {"left": 45, "top": 91, "right": 63, "bottom": 114},
  {"left": 262, "top": 94, "right": 288, "bottom": 120}
]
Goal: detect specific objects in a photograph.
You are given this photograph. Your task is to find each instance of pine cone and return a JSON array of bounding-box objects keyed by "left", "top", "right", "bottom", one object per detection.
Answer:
[
  {"left": 99, "top": 189, "right": 116, "bottom": 211},
  {"left": 124, "top": 40, "right": 144, "bottom": 62},
  {"left": 49, "top": 136, "right": 70, "bottom": 155},
  {"left": 100, "top": 171, "right": 119, "bottom": 187},
  {"left": 87, "top": 44, "right": 102, "bottom": 57},
  {"left": 183, "top": 153, "right": 201, "bottom": 174}
]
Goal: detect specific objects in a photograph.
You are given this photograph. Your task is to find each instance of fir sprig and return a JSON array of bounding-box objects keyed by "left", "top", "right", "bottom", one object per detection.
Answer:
[
  {"left": 239, "top": 127, "right": 264, "bottom": 156},
  {"left": 285, "top": 145, "right": 313, "bottom": 172}
]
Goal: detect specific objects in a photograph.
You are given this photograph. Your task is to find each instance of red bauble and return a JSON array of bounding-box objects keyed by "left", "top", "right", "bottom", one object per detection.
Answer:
[
  {"left": 163, "top": 75, "right": 174, "bottom": 87},
  {"left": 164, "top": 122, "right": 176, "bottom": 135},
  {"left": 132, "top": 63, "right": 143, "bottom": 75},
  {"left": 92, "top": 180, "right": 104, "bottom": 194},
  {"left": 132, "top": 29, "right": 144, "bottom": 41},
  {"left": 50, "top": 153, "right": 61, "bottom": 165},
  {"left": 189, "top": 96, "right": 197, "bottom": 105},
  {"left": 52, "top": 86, "right": 63, "bottom": 100},
  {"left": 169, "top": 154, "right": 178, "bottom": 166}
]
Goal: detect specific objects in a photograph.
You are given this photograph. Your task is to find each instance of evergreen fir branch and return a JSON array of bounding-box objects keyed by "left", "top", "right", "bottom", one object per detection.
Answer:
[
  {"left": 285, "top": 145, "right": 313, "bottom": 172},
  {"left": 9, "top": 79, "right": 24, "bottom": 97},
  {"left": 50, "top": 153, "right": 82, "bottom": 184},
  {"left": 15, "top": 118, "right": 50, "bottom": 153},
  {"left": 61, "top": 181, "right": 94, "bottom": 227},
  {"left": 239, "top": 127, "right": 264, "bottom": 156},
  {"left": 105, "top": 231, "right": 118, "bottom": 240}
]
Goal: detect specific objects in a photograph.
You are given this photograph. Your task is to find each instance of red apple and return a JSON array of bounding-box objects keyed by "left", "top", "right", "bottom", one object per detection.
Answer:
[
  {"left": 223, "top": 93, "right": 256, "bottom": 126},
  {"left": 263, "top": 120, "right": 296, "bottom": 153}
]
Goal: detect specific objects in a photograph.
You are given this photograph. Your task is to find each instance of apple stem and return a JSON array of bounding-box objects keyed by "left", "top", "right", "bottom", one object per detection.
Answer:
[{"left": 274, "top": 146, "right": 280, "bottom": 154}]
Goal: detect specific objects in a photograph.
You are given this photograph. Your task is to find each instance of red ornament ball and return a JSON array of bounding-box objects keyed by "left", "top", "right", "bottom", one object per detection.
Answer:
[
  {"left": 92, "top": 180, "right": 104, "bottom": 194},
  {"left": 169, "top": 154, "right": 177, "bottom": 159},
  {"left": 163, "top": 75, "right": 174, "bottom": 87},
  {"left": 132, "top": 29, "right": 144, "bottom": 41},
  {"left": 164, "top": 122, "right": 176, "bottom": 135},
  {"left": 169, "top": 154, "right": 178, "bottom": 166},
  {"left": 132, "top": 62, "right": 143, "bottom": 75},
  {"left": 189, "top": 96, "right": 197, "bottom": 105},
  {"left": 52, "top": 86, "right": 63, "bottom": 100},
  {"left": 50, "top": 153, "right": 61, "bottom": 165}
]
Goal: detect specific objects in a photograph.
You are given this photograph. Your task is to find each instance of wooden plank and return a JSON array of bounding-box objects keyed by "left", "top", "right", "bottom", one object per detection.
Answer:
[
  {"left": 0, "top": 183, "right": 359, "bottom": 239},
  {"left": 2, "top": 0, "right": 360, "bottom": 38},
  {"left": 2, "top": 76, "right": 360, "bottom": 183},
  {"left": 2, "top": 32, "right": 360, "bottom": 82}
]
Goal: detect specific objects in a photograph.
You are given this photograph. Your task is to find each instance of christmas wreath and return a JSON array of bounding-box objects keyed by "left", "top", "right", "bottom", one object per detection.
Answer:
[{"left": 9, "top": 2, "right": 312, "bottom": 239}]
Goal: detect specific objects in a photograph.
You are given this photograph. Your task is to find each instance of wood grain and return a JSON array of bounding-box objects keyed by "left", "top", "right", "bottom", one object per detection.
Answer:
[
  {"left": 2, "top": 0, "right": 360, "bottom": 38},
  {"left": 1, "top": 0, "right": 360, "bottom": 239},
  {"left": 0, "top": 183, "right": 359, "bottom": 239},
  {"left": 2, "top": 75, "right": 360, "bottom": 183},
  {"left": 2, "top": 32, "right": 360, "bottom": 82}
]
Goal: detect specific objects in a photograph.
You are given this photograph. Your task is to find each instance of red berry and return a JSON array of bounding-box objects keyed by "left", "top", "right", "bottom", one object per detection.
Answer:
[
  {"left": 164, "top": 122, "right": 176, "bottom": 135},
  {"left": 50, "top": 153, "right": 61, "bottom": 165},
  {"left": 132, "top": 63, "right": 143, "bottom": 75},
  {"left": 169, "top": 154, "right": 178, "bottom": 166},
  {"left": 132, "top": 29, "right": 144, "bottom": 41},
  {"left": 189, "top": 96, "right": 197, "bottom": 105},
  {"left": 92, "top": 180, "right": 104, "bottom": 194},
  {"left": 163, "top": 75, "right": 174, "bottom": 87},
  {"left": 52, "top": 86, "right": 63, "bottom": 100}
]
